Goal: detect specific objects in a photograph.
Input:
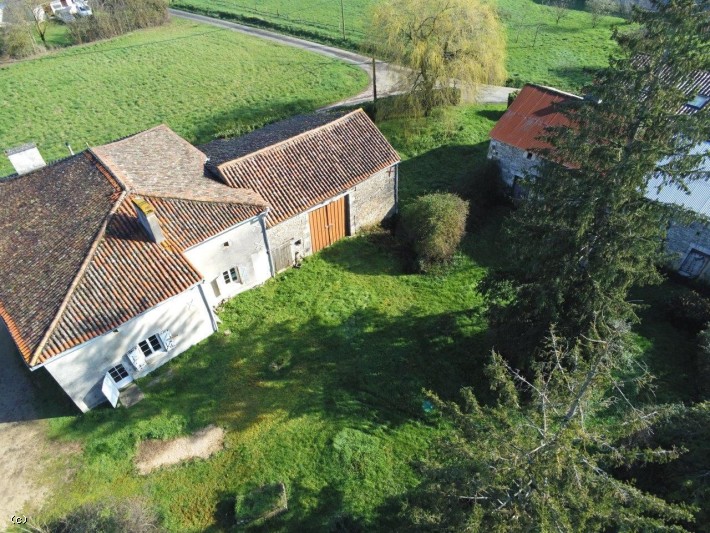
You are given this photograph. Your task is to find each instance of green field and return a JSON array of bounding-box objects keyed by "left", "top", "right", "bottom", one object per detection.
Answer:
[
  {"left": 172, "top": 0, "right": 624, "bottom": 91},
  {"left": 0, "top": 19, "right": 367, "bottom": 177}
]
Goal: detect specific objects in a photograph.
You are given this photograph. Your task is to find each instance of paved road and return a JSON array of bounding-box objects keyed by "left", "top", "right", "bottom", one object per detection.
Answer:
[{"left": 169, "top": 8, "right": 516, "bottom": 108}]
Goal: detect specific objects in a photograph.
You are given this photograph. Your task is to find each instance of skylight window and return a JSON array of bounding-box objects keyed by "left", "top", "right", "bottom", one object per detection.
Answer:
[{"left": 687, "top": 94, "right": 710, "bottom": 109}]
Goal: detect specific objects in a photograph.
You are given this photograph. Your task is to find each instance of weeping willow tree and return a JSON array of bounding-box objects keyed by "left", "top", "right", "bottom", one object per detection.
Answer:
[{"left": 368, "top": 0, "right": 507, "bottom": 116}]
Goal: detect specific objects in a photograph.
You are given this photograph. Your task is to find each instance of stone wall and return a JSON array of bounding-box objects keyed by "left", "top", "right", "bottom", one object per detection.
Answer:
[
  {"left": 487, "top": 139, "right": 541, "bottom": 191},
  {"left": 664, "top": 220, "right": 710, "bottom": 281},
  {"left": 348, "top": 166, "right": 397, "bottom": 233},
  {"left": 267, "top": 211, "right": 312, "bottom": 272},
  {"left": 266, "top": 164, "right": 398, "bottom": 269}
]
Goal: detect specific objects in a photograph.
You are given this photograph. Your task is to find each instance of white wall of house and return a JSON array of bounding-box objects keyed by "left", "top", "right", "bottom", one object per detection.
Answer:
[
  {"left": 184, "top": 215, "right": 271, "bottom": 307},
  {"left": 42, "top": 284, "right": 216, "bottom": 412}
]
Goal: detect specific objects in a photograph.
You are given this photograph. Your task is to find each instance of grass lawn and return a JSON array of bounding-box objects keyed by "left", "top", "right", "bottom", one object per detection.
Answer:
[
  {"left": 32, "top": 103, "right": 697, "bottom": 530},
  {"left": 0, "top": 18, "right": 367, "bottom": 178},
  {"left": 39, "top": 104, "right": 506, "bottom": 531},
  {"left": 173, "top": 0, "right": 623, "bottom": 91}
]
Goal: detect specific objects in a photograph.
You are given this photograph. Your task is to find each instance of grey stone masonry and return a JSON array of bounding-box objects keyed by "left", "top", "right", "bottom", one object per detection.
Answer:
[
  {"left": 665, "top": 220, "right": 710, "bottom": 282},
  {"left": 348, "top": 166, "right": 396, "bottom": 233},
  {"left": 267, "top": 211, "right": 312, "bottom": 271},
  {"left": 487, "top": 139, "right": 540, "bottom": 191},
  {"left": 265, "top": 165, "right": 397, "bottom": 270}
]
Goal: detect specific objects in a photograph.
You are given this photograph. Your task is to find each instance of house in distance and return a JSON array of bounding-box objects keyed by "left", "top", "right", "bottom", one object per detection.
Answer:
[
  {"left": 0, "top": 110, "right": 400, "bottom": 412},
  {"left": 488, "top": 82, "right": 710, "bottom": 281}
]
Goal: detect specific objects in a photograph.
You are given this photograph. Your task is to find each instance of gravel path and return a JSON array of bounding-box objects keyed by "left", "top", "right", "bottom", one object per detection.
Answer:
[{"left": 169, "top": 8, "right": 516, "bottom": 108}]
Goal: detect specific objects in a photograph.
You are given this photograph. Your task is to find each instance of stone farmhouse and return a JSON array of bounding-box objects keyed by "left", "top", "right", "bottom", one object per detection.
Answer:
[
  {"left": 0, "top": 109, "right": 400, "bottom": 412},
  {"left": 488, "top": 82, "right": 710, "bottom": 280}
]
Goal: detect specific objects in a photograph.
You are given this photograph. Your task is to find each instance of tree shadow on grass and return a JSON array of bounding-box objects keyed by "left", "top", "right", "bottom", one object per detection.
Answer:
[
  {"left": 56, "top": 292, "right": 491, "bottom": 446},
  {"left": 475, "top": 108, "right": 506, "bottom": 122},
  {"left": 396, "top": 141, "right": 493, "bottom": 204}
]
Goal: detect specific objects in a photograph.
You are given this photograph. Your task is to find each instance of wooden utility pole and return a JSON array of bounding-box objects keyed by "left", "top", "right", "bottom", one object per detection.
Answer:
[
  {"left": 372, "top": 56, "right": 378, "bottom": 119},
  {"left": 340, "top": 0, "right": 346, "bottom": 41}
]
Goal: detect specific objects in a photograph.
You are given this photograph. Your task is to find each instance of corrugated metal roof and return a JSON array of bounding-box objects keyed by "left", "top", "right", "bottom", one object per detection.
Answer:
[
  {"left": 489, "top": 84, "right": 581, "bottom": 151},
  {"left": 645, "top": 141, "right": 710, "bottom": 216}
]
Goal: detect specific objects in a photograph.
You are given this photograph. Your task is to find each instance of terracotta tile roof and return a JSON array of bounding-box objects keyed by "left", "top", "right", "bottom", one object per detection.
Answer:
[
  {"left": 1, "top": 126, "right": 270, "bottom": 366},
  {"left": 39, "top": 197, "right": 203, "bottom": 361},
  {"left": 201, "top": 111, "right": 350, "bottom": 169},
  {"left": 208, "top": 110, "right": 400, "bottom": 227},
  {"left": 146, "top": 196, "right": 265, "bottom": 250},
  {"left": 489, "top": 84, "right": 582, "bottom": 152},
  {"left": 93, "top": 125, "right": 267, "bottom": 207},
  {"left": 0, "top": 153, "right": 122, "bottom": 363},
  {"left": 492, "top": 71, "right": 710, "bottom": 152}
]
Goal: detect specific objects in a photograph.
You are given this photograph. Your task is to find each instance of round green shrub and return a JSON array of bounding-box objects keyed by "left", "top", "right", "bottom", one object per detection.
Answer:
[{"left": 399, "top": 193, "right": 469, "bottom": 272}]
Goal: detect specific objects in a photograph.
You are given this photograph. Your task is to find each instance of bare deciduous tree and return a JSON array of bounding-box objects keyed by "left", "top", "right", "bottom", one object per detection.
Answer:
[{"left": 587, "top": 0, "right": 616, "bottom": 27}]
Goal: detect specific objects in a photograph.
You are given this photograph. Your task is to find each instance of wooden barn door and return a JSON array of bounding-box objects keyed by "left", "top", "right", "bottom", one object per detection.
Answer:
[{"left": 309, "top": 196, "right": 347, "bottom": 253}]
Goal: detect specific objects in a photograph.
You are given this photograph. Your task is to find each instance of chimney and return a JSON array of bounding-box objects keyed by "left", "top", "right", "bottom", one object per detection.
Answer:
[
  {"left": 5, "top": 143, "right": 46, "bottom": 175},
  {"left": 132, "top": 196, "right": 165, "bottom": 243}
]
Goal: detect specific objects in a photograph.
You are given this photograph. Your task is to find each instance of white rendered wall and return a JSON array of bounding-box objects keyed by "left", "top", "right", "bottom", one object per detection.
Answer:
[
  {"left": 184, "top": 217, "right": 272, "bottom": 307},
  {"left": 44, "top": 285, "right": 215, "bottom": 412}
]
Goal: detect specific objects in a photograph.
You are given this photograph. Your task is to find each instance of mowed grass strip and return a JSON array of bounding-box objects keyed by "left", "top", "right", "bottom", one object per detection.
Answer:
[
  {"left": 174, "top": 0, "right": 623, "bottom": 91},
  {"left": 0, "top": 18, "right": 367, "bottom": 177}
]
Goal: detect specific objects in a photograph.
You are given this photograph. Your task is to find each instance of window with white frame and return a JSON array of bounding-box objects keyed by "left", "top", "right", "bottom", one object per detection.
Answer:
[
  {"left": 222, "top": 266, "right": 241, "bottom": 285},
  {"left": 108, "top": 363, "right": 129, "bottom": 384},
  {"left": 138, "top": 334, "right": 163, "bottom": 357}
]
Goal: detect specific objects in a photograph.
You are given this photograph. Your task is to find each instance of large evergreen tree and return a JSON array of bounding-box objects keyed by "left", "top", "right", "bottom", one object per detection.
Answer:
[
  {"left": 488, "top": 0, "right": 709, "bottom": 357},
  {"left": 407, "top": 324, "right": 694, "bottom": 531}
]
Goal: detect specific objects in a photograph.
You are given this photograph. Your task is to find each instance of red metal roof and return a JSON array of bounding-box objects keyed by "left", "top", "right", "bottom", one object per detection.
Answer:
[{"left": 489, "top": 84, "right": 581, "bottom": 152}]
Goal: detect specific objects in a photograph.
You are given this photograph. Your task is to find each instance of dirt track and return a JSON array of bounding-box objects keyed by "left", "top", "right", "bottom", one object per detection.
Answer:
[{"left": 0, "top": 340, "right": 51, "bottom": 530}]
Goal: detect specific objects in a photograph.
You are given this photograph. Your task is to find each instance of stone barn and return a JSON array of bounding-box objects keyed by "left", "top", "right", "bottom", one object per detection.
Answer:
[
  {"left": 487, "top": 82, "right": 710, "bottom": 281},
  {"left": 487, "top": 83, "right": 581, "bottom": 197},
  {"left": 201, "top": 110, "right": 400, "bottom": 272}
]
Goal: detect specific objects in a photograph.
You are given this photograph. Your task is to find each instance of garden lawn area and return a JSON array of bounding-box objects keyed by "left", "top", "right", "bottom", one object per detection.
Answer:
[
  {"left": 173, "top": 0, "right": 623, "bottom": 91},
  {"left": 35, "top": 103, "right": 696, "bottom": 530},
  {"left": 0, "top": 18, "right": 367, "bottom": 177},
  {"left": 40, "top": 104, "right": 507, "bottom": 531}
]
